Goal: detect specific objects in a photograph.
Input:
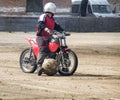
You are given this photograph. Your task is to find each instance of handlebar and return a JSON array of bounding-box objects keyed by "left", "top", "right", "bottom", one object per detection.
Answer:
[
  {"left": 53, "top": 31, "right": 70, "bottom": 39},
  {"left": 65, "top": 33, "right": 70, "bottom": 36}
]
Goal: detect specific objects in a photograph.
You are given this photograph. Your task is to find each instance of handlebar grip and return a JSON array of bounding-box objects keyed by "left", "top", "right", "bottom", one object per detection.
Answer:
[{"left": 65, "top": 33, "right": 71, "bottom": 36}]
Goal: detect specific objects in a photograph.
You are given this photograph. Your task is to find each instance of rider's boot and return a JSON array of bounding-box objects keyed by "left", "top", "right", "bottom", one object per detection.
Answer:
[{"left": 37, "top": 66, "right": 43, "bottom": 76}]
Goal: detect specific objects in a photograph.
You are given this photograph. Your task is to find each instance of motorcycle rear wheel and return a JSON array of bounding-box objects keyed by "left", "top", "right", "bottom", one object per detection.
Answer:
[
  {"left": 19, "top": 48, "right": 37, "bottom": 73},
  {"left": 58, "top": 50, "right": 78, "bottom": 76}
]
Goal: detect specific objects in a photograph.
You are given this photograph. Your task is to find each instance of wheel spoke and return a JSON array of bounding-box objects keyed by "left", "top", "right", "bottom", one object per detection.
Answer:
[
  {"left": 20, "top": 48, "right": 37, "bottom": 73},
  {"left": 59, "top": 50, "right": 78, "bottom": 76}
]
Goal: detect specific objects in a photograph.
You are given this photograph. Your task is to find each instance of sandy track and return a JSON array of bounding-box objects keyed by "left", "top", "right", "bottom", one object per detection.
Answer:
[{"left": 0, "top": 32, "right": 120, "bottom": 100}]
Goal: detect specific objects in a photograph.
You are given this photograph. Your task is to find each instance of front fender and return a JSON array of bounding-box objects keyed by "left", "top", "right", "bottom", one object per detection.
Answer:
[{"left": 63, "top": 47, "right": 70, "bottom": 51}]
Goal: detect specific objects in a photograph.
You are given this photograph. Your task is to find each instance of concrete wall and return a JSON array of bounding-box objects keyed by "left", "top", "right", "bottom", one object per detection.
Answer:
[
  {"left": 0, "top": 0, "right": 26, "bottom": 14},
  {"left": 0, "top": 16, "right": 120, "bottom": 32},
  {"left": 0, "top": 0, "right": 71, "bottom": 14}
]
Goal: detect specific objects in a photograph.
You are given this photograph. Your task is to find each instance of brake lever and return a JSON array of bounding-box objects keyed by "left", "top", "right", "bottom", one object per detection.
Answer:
[{"left": 65, "top": 33, "right": 71, "bottom": 36}]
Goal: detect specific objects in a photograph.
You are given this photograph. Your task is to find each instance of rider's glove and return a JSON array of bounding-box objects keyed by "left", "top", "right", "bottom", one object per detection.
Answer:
[
  {"left": 52, "top": 34, "right": 58, "bottom": 38},
  {"left": 44, "top": 27, "right": 53, "bottom": 35}
]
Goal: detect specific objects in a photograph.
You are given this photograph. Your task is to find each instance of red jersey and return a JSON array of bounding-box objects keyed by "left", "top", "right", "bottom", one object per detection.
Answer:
[{"left": 38, "top": 14, "right": 55, "bottom": 36}]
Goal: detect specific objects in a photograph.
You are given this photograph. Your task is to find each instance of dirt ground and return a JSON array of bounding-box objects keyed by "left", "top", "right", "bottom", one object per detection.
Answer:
[{"left": 0, "top": 32, "right": 120, "bottom": 100}]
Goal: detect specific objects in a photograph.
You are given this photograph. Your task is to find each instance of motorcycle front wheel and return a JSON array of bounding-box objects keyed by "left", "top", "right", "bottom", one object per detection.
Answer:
[
  {"left": 58, "top": 50, "right": 78, "bottom": 76},
  {"left": 19, "top": 48, "right": 37, "bottom": 73}
]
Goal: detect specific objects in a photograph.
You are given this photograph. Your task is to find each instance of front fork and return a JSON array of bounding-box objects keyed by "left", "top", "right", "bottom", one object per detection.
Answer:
[
  {"left": 61, "top": 51, "right": 66, "bottom": 65},
  {"left": 58, "top": 48, "right": 69, "bottom": 68}
]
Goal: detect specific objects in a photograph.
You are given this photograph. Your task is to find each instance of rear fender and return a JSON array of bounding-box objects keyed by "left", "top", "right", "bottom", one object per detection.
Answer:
[
  {"left": 24, "top": 36, "right": 31, "bottom": 41},
  {"left": 24, "top": 36, "right": 36, "bottom": 45},
  {"left": 24, "top": 36, "right": 40, "bottom": 57}
]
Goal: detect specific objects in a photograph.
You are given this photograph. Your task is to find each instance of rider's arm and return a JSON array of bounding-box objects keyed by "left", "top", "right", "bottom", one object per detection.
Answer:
[
  {"left": 37, "top": 21, "right": 46, "bottom": 36},
  {"left": 37, "top": 14, "right": 46, "bottom": 36},
  {"left": 54, "top": 22, "right": 64, "bottom": 33},
  {"left": 37, "top": 14, "right": 54, "bottom": 36}
]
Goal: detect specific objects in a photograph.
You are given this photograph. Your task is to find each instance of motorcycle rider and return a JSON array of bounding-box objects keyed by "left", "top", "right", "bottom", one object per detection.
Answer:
[{"left": 36, "top": 2, "right": 64, "bottom": 75}]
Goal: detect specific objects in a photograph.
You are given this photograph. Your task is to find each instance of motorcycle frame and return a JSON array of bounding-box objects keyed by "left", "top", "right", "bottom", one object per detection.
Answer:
[
  {"left": 24, "top": 32, "right": 70, "bottom": 64},
  {"left": 24, "top": 37, "right": 40, "bottom": 58}
]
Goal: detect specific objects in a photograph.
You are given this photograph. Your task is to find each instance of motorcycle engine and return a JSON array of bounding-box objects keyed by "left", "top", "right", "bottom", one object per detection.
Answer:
[{"left": 42, "top": 58, "right": 59, "bottom": 76}]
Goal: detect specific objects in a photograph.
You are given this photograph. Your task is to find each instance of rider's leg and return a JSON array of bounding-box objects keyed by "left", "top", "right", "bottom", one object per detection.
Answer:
[
  {"left": 37, "top": 36, "right": 49, "bottom": 75},
  {"left": 37, "top": 36, "right": 48, "bottom": 65},
  {"left": 37, "top": 48, "right": 49, "bottom": 76},
  {"left": 37, "top": 49, "right": 47, "bottom": 65}
]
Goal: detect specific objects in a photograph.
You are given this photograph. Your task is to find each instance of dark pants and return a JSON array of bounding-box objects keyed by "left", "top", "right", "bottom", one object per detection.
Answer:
[
  {"left": 37, "top": 36, "right": 50, "bottom": 64},
  {"left": 37, "top": 36, "right": 50, "bottom": 53}
]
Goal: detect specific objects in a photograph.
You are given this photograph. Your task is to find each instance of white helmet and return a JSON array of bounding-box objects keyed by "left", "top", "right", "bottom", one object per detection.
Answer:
[{"left": 44, "top": 2, "right": 56, "bottom": 14}]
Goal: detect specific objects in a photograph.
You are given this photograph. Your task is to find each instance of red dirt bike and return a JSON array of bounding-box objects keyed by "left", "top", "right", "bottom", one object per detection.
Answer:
[{"left": 19, "top": 31, "right": 78, "bottom": 76}]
